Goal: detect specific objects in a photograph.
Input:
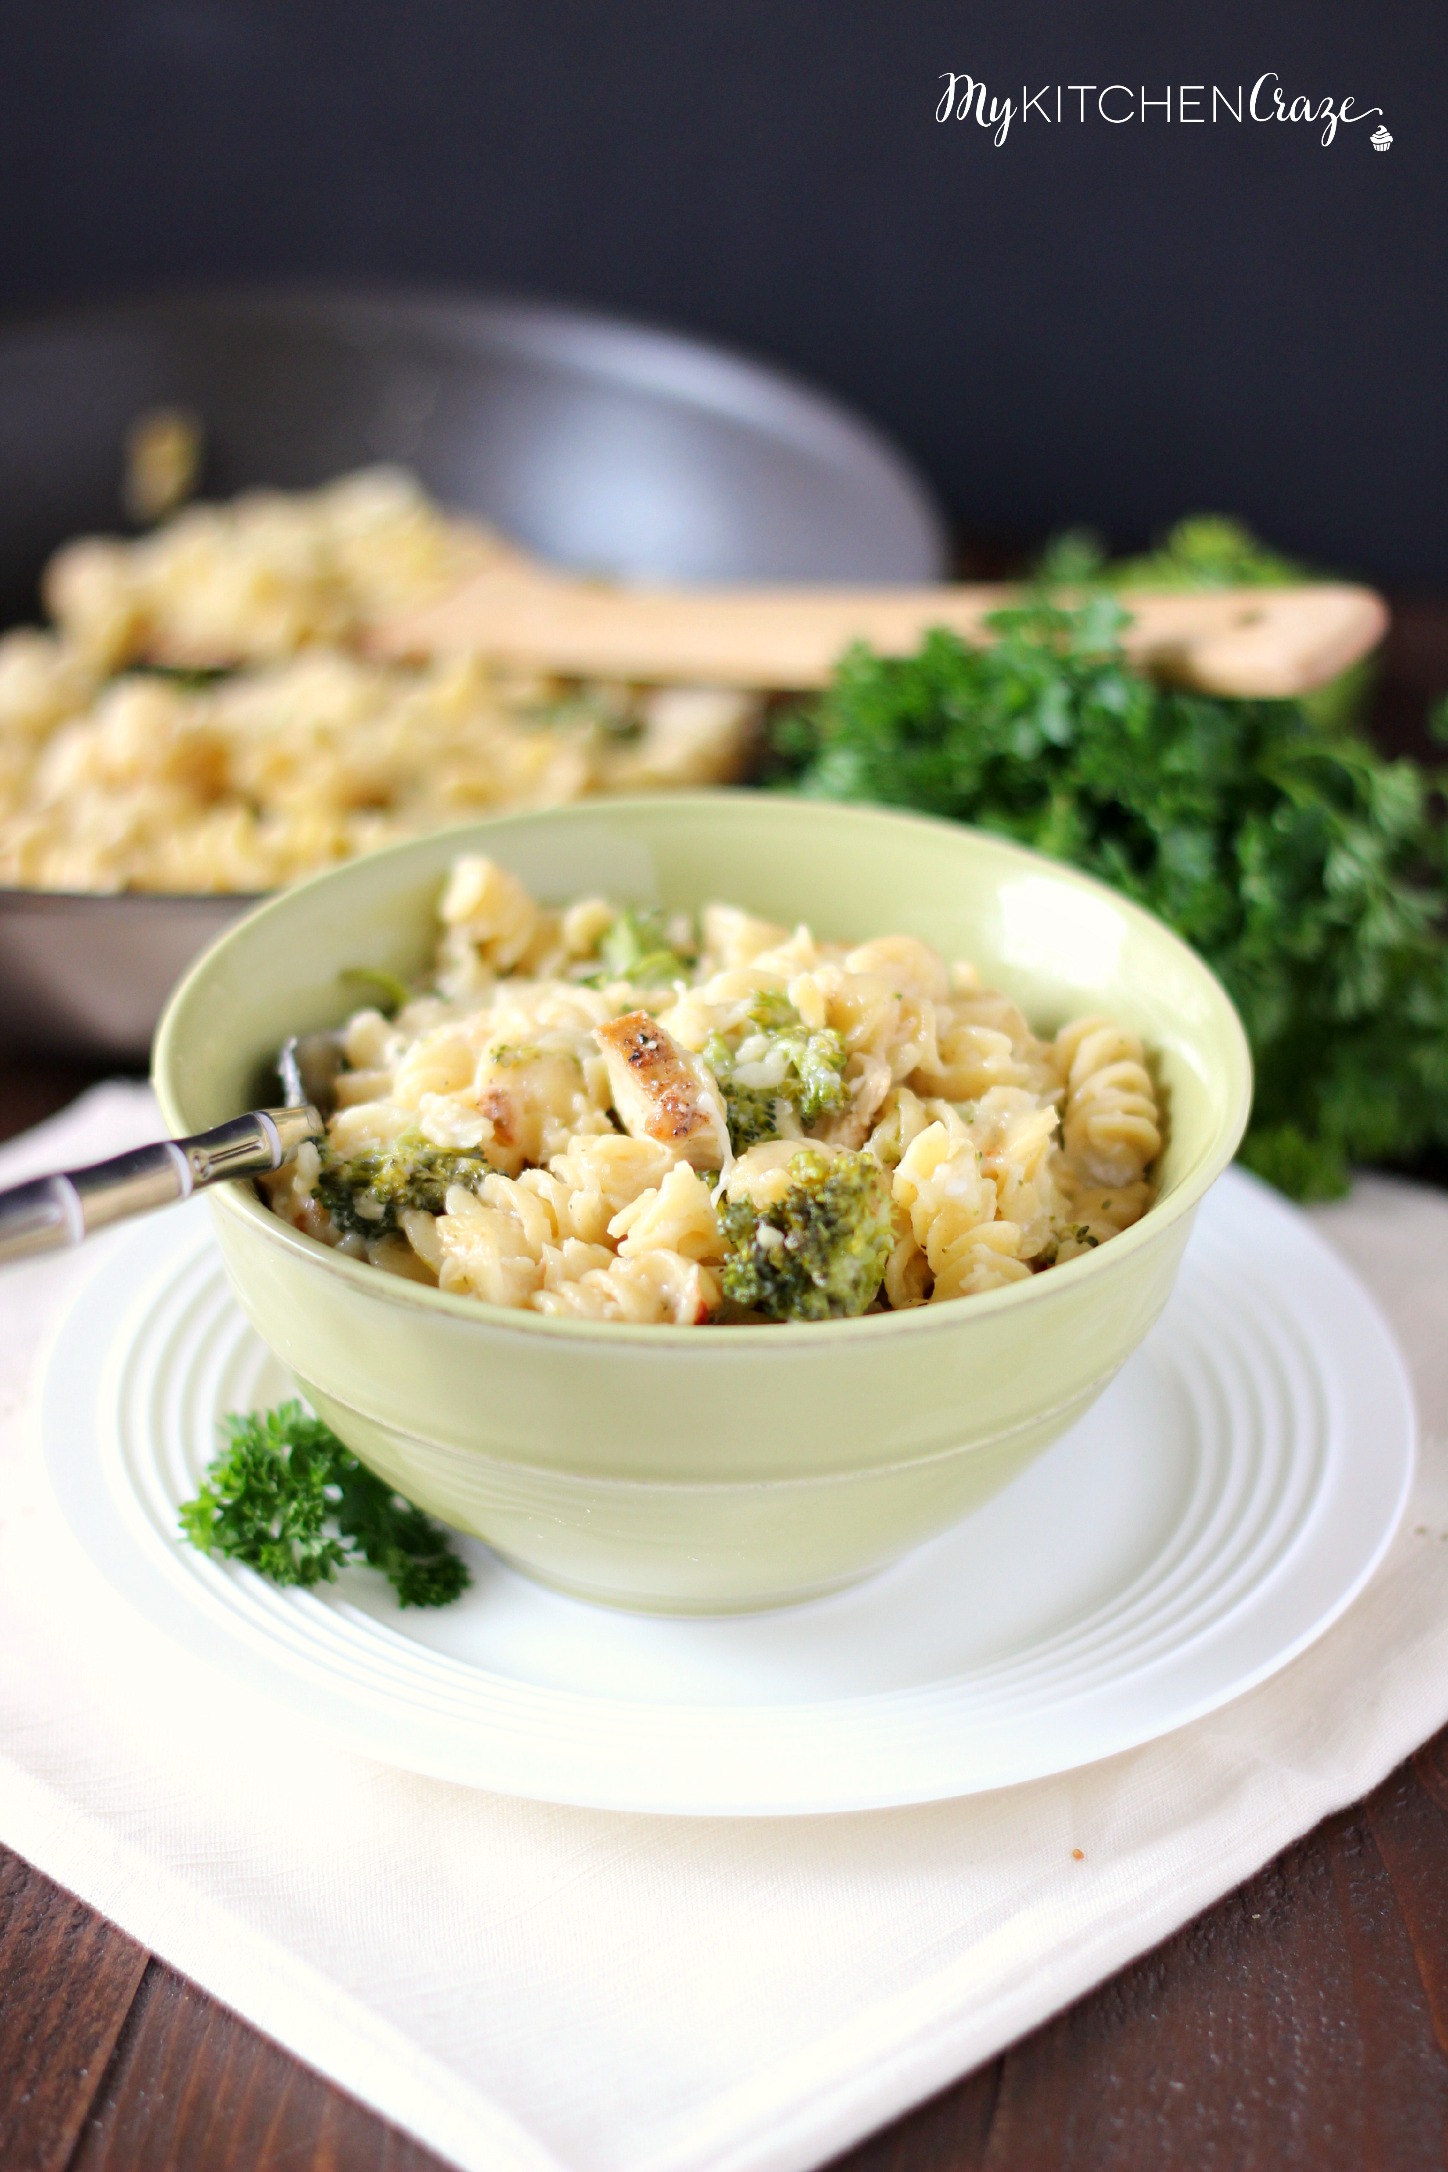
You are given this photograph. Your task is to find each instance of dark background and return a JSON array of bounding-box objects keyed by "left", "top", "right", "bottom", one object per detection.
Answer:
[
  {"left": 1, "top": 20, "right": 1448, "bottom": 2163},
  {"left": 0, "top": 0, "right": 1437, "bottom": 581}
]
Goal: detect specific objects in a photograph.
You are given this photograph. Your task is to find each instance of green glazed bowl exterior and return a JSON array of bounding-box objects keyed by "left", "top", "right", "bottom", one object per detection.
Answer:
[{"left": 153, "top": 794, "right": 1252, "bottom": 1612}]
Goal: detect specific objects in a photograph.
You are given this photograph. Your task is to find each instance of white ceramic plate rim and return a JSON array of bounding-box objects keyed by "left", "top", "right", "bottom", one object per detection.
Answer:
[{"left": 40, "top": 1170, "right": 1415, "bottom": 1816}]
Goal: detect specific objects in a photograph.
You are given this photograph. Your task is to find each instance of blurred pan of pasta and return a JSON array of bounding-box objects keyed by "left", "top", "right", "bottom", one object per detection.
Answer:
[
  {"left": 262, "top": 855, "right": 1164, "bottom": 1326},
  {"left": 0, "top": 469, "right": 757, "bottom": 893}
]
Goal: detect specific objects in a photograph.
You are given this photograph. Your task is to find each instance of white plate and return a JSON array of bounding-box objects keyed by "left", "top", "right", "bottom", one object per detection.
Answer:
[{"left": 41, "top": 1169, "right": 1413, "bottom": 1816}]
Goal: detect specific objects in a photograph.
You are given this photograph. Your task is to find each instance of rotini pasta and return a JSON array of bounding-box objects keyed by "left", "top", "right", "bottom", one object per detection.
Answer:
[{"left": 262, "top": 856, "right": 1164, "bottom": 1323}]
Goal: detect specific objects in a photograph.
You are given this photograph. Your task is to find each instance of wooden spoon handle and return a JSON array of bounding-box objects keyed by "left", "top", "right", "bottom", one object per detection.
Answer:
[{"left": 372, "top": 573, "right": 1387, "bottom": 698}]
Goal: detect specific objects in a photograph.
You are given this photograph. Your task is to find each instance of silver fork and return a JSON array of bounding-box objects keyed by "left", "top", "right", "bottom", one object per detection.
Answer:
[
  {"left": 0, "top": 1102, "right": 326, "bottom": 1265},
  {"left": 0, "top": 1027, "right": 351, "bottom": 1267}
]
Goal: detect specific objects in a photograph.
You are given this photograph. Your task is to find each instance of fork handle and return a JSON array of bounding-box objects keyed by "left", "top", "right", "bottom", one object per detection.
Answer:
[{"left": 0, "top": 1105, "right": 322, "bottom": 1266}]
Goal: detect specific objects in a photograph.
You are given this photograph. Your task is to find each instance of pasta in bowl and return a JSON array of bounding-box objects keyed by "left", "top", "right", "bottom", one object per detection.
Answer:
[
  {"left": 154, "top": 794, "right": 1250, "bottom": 1612},
  {"left": 260, "top": 855, "right": 1163, "bottom": 1327}
]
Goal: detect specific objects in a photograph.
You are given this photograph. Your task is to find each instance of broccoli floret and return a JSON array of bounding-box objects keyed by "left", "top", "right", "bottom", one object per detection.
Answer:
[
  {"left": 786, "top": 1031, "right": 849, "bottom": 1123},
  {"left": 704, "top": 994, "right": 848, "bottom": 1150},
  {"left": 314, "top": 1130, "right": 492, "bottom": 1237},
  {"left": 719, "top": 1148, "right": 894, "bottom": 1321},
  {"left": 708, "top": 1077, "right": 785, "bottom": 1153},
  {"left": 589, "top": 907, "right": 695, "bottom": 987}
]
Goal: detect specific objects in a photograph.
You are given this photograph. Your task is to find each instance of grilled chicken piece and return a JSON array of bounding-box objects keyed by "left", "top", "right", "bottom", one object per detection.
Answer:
[{"left": 595, "top": 1011, "right": 730, "bottom": 1171}]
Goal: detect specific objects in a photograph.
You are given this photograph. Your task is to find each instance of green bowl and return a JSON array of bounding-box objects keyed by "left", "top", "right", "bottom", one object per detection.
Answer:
[{"left": 153, "top": 793, "right": 1252, "bottom": 1613}]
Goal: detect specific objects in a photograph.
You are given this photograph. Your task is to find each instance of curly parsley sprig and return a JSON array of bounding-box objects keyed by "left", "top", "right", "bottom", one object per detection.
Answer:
[{"left": 179, "top": 1401, "right": 470, "bottom": 1608}]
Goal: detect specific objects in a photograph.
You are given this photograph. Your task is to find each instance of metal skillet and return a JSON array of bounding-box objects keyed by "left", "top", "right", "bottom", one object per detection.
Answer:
[{"left": 0, "top": 284, "right": 948, "bottom": 1062}]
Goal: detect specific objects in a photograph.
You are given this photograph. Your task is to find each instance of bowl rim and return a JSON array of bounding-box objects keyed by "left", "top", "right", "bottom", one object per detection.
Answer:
[{"left": 153, "top": 792, "right": 1254, "bottom": 1348}]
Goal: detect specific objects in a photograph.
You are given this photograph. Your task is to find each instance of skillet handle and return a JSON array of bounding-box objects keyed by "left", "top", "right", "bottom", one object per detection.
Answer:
[{"left": 0, "top": 1105, "right": 322, "bottom": 1266}]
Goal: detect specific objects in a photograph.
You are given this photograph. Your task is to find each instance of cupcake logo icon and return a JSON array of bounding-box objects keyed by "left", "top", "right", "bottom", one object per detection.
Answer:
[{"left": 1371, "top": 124, "right": 1393, "bottom": 151}]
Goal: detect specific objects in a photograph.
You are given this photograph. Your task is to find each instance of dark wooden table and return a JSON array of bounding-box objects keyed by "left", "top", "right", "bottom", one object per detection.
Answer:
[{"left": 4, "top": 601, "right": 1447, "bottom": 2172}]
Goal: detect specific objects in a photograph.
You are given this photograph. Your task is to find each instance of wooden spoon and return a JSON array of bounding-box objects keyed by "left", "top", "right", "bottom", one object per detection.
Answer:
[{"left": 369, "top": 566, "right": 1387, "bottom": 699}]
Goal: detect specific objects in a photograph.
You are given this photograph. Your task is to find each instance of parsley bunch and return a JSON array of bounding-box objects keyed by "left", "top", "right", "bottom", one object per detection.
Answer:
[
  {"left": 179, "top": 1401, "right": 470, "bottom": 1608},
  {"left": 771, "top": 598, "right": 1448, "bottom": 1200},
  {"left": 1037, "top": 514, "right": 1371, "bottom": 735}
]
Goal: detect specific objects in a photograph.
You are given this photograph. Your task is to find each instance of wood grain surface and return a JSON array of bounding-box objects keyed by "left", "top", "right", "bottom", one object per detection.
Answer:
[
  {"left": 2, "top": 597, "right": 1446, "bottom": 2172},
  {"left": 8, "top": 1733, "right": 1448, "bottom": 2172}
]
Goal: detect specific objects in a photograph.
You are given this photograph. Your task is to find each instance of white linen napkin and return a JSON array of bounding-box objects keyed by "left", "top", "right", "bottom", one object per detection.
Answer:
[{"left": 2, "top": 1083, "right": 1446, "bottom": 2172}]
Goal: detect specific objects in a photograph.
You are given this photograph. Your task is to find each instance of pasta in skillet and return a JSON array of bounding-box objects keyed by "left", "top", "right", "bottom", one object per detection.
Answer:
[
  {"left": 0, "top": 469, "right": 756, "bottom": 893},
  {"left": 262, "top": 856, "right": 1163, "bottom": 1325}
]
